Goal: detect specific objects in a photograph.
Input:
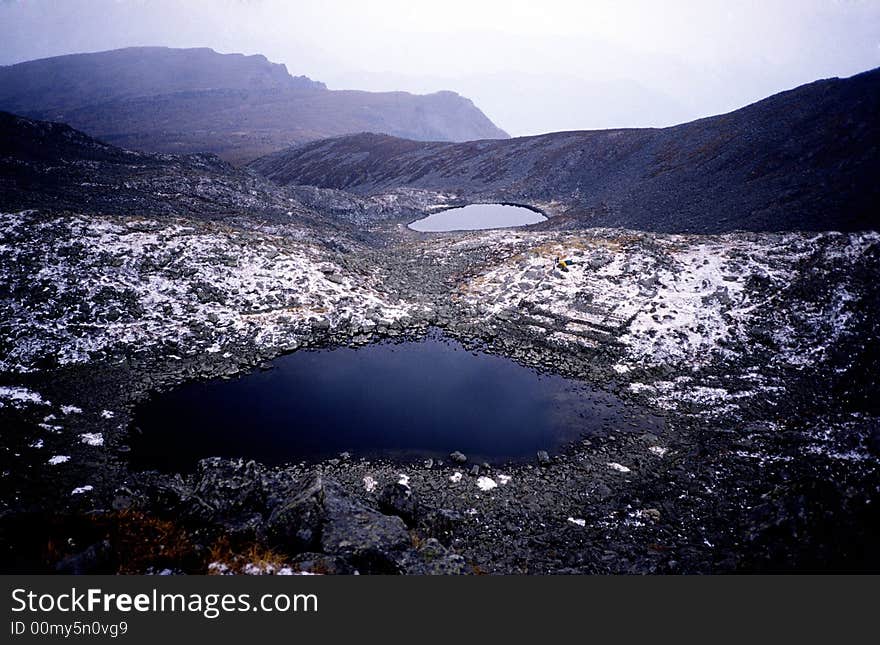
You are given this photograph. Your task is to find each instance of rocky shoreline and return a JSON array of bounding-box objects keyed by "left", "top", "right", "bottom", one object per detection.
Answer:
[{"left": 1, "top": 210, "right": 878, "bottom": 574}]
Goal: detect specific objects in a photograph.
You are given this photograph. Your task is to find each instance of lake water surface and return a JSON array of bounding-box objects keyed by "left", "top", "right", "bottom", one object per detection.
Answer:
[
  {"left": 130, "top": 332, "right": 660, "bottom": 471},
  {"left": 409, "top": 203, "right": 546, "bottom": 232}
]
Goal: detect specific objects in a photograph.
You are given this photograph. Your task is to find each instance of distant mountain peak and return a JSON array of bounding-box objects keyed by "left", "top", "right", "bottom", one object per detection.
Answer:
[{"left": 0, "top": 46, "right": 506, "bottom": 163}]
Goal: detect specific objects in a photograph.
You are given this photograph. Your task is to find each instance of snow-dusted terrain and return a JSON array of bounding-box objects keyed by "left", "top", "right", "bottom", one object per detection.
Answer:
[
  {"left": 0, "top": 211, "right": 415, "bottom": 373},
  {"left": 457, "top": 228, "right": 878, "bottom": 419},
  {"left": 1, "top": 206, "right": 878, "bottom": 575}
]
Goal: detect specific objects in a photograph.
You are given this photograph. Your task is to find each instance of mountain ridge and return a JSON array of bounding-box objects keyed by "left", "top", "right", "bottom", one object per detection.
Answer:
[
  {"left": 0, "top": 47, "right": 508, "bottom": 164},
  {"left": 250, "top": 67, "right": 880, "bottom": 233}
]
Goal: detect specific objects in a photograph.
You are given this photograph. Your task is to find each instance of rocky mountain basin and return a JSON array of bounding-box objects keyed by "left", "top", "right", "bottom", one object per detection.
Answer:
[
  {"left": 1, "top": 71, "right": 878, "bottom": 573},
  {"left": 1, "top": 208, "right": 877, "bottom": 573}
]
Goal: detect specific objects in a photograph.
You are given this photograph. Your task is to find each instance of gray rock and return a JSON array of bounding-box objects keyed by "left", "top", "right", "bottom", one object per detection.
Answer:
[
  {"left": 288, "top": 552, "right": 355, "bottom": 575},
  {"left": 55, "top": 540, "right": 113, "bottom": 575},
  {"left": 268, "top": 473, "right": 411, "bottom": 573},
  {"left": 449, "top": 451, "right": 467, "bottom": 464},
  {"left": 266, "top": 473, "right": 327, "bottom": 551},
  {"left": 404, "top": 538, "right": 467, "bottom": 575},
  {"left": 537, "top": 450, "right": 551, "bottom": 466},
  {"left": 643, "top": 508, "right": 661, "bottom": 522},
  {"left": 418, "top": 508, "right": 463, "bottom": 546},
  {"left": 112, "top": 495, "right": 133, "bottom": 511},
  {"left": 320, "top": 504, "right": 410, "bottom": 574},
  {"left": 180, "top": 458, "right": 267, "bottom": 528},
  {"left": 378, "top": 482, "right": 419, "bottom": 526}
]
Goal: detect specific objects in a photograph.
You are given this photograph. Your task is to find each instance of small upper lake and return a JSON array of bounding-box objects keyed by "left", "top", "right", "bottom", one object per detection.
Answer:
[
  {"left": 409, "top": 203, "right": 546, "bottom": 232},
  {"left": 130, "top": 332, "right": 661, "bottom": 471}
]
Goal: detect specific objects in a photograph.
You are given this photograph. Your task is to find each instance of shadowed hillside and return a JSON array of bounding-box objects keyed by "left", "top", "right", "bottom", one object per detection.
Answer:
[
  {"left": 0, "top": 110, "right": 300, "bottom": 220},
  {"left": 251, "top": 68, "right": 880, "bottom": 233}
]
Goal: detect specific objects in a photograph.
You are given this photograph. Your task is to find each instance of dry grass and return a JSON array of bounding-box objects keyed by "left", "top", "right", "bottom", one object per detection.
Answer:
[
  {"left": 206, "top": 535, "right": 290, "bottom": 575},
  {"left": 109, "top": 511, "right": 200, "bottom": 574}
]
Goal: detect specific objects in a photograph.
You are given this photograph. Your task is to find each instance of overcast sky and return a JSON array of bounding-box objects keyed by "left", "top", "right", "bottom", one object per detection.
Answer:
[{"left": 1, "top": 0, "right": 878, "bottom": 135}]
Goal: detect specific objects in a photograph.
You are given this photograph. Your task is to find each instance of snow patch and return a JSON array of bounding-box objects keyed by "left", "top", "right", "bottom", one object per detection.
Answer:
[
  {"left": 0, "top": 386, "right": 47, "bottom": 407},
  {"left": 476, "top": 476, "right": 497, "bottom": 491},
  {"left": 80, "top": 433, "right": 104, "bottom": 447}
]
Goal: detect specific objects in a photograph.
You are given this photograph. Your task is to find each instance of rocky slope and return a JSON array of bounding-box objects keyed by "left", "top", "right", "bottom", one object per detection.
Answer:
[
  {"left": 0, "top": 110, "right": 302, "bottom": 220},
  {"left": 0, "top": 47, "right": 508, "bottom": 164},
  {"left": 252, "top": 68, "right": 880, "bottom": 233},
  {"left": 0, "top": 111, "right": 444, "bottom": 244}
]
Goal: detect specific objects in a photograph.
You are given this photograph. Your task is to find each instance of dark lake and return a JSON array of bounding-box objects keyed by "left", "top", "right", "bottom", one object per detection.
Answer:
[
  {"left": 130, "top": 332, "right": 660, "bottom": 471},
  {"left": 409, "top": 203, "right": 546, "bottom": 232}
]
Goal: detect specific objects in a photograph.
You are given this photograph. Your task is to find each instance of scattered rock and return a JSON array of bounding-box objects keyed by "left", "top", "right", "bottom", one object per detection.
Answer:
[
  {"left": 378, "top": 482, "right": 419, "bottom": 526},
  {"left": 643, "top": 508, "right": 661, "bottom": 523},
  {"left": 418, "top": 509, "right": 463, "bottom": 546},
  {"left": 449, "top": 451, "right": 467, "bottom": 464}
]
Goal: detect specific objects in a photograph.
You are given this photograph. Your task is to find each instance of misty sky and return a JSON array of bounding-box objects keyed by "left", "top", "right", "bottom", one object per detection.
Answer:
[{"left": 1, "top": 0, "right": 879, "bottom": 136}]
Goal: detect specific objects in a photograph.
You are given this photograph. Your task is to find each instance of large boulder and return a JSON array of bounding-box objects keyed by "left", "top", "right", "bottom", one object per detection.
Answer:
[
  {"left": 267, "top": 473, "right": 411, "bottom": 573},
  {"left": 265, "top": 474, "right": 328, "bottom": 552},
  {"left": 180, "top": 459, "right": 269, "bottom": 534}
]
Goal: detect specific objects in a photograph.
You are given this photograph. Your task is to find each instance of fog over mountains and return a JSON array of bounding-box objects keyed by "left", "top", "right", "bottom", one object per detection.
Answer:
[{"left": 0, "top": 47, "right": 508, "bottom": 164}]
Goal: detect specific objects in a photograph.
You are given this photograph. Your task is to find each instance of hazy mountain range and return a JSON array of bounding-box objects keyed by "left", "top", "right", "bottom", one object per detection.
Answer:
[
  {"left": 2, "top": 45, "right": 877, "bottom": 234},
  {"left": 0, "top": 47, "right": 508, "bottom": 164}
]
